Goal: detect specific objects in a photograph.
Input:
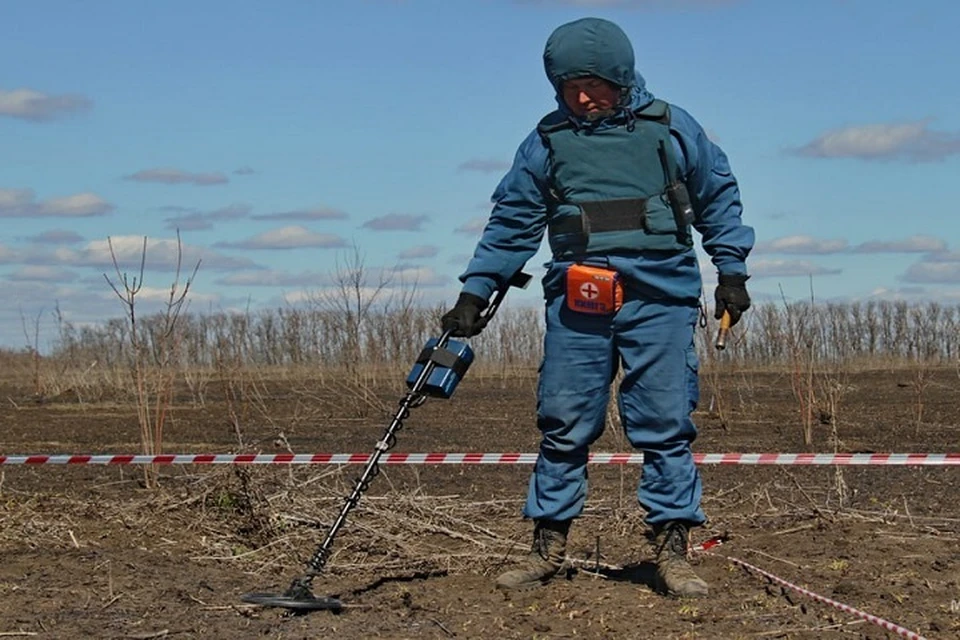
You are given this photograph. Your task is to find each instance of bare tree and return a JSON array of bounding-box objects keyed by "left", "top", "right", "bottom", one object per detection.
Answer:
[
  {"left": 104, "top": 232, "right": 199, "bottom": 488},
  {"left": 19, "top": 306, "right": 44, "bottom": 400},
  {"left": 308, "top": 243, "right": 391, "bottom": 377}
]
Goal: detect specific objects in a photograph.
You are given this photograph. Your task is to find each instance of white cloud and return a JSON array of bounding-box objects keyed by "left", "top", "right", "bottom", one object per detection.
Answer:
[
  {"left": 748, "top": 259, "right": 843, "bottom": 278},
  {"left": 284, "top": 284, "right": 409, "bottom": 307},
  {"left": 280, "top": 290, "right": 313, "bottom": 305},
  {"left": 7, "top": 266, "right": 78, "bottom": 282},
  {"left": 925, "top": 251, "right": 960, "bottom": 263},
  {"left": 1, "top": 281, "right": 112, "bottom": 347},
  {"left": 123, "top": 168, "right": 229, "bottom": 186},
  {"left": 902, "top": 261, "right": 960, "bottom": 284},
  {"left": 164, "top": 204, "right": 251, "bottom": 231},
  {"left": 390, "top": 265, "right": 448, "bottom": 288},
  {"left": 43, "top": 193, "right": 115, "bottom": 216},
  {"left": 25, "top": 229, "right": 86, "bottom": 245},
  {"left": 447, "top": 253, "right": 473, "bottom": 265},
  {"left": 457, "top": 159, "right": 511, "bottom": 174},
  {"left": 454, "top": 218, "right": 487, "bottom": 235},
  {"left": 853, "top": 235, "right": 947, "bottom": 254},
  {"left": 124, "top": 286, "right": 220, "bottom": 305},
  {"left": 397, "top": 245, "right": 439, "bottom": 259},
  {"left": 0, "top": 188, "right": 114, "bottom": 217},
  {"left": 754, "top": 235, "right": 848, "bottom": 255},
  {"left": 0, "top": 276, "right": 228, "bottom": 348},
  {"left": 0, "top": 243, "right": 16, "bottom": 262},
  {"left": 792, "top": 119, "right": 960, "bottom": 162},
  {"left": 43, "top": 235, "right": 258, "bottom": 271},
  {"left": 216, "top": 269, "right": 331, "bottom": 287},
  {"left": 362, "top": 213, "right": 430, "bottom": 231},
  {"left": 251, "top": 207, "right": 348, "bottom": 221},
  {"left": 215, "top": 226, "right": 348, "bottom": 250},
  {"left": 0, "top": 88, "right": 92, "bottom": 121},
  {"left": 275, "top": 263, "right": 447, "bottom": 306},
  {"left": 864, "top": 285, "right": 960, "bottom": 302}
]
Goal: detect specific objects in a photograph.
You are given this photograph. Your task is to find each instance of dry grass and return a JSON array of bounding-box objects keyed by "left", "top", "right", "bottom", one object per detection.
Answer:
[{"left": 4, "top": 464, "right": 956, "bottom": 580}]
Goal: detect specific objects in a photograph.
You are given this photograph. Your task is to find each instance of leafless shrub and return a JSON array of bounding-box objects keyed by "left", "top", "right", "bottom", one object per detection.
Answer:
[
  {"left": 29, "top": 298, "right": 960, "bottom": 395},
  {"left": 21, "top": 246, "right": 955, "bottom": 409},
  {"left": 19, "top": 307, "right": 44, "bottom": 400},
  {"left": 780, "top": 286, "right": 817, "bottom": 447},
  {"left": 306, "top": 244, "right": 391, "bottom": 384},
  {"left": 698, "top": 302, "right": 731, "bottom": 429},
  {"left": 103, "top": 233, "right": 199, "bottom": 488}
]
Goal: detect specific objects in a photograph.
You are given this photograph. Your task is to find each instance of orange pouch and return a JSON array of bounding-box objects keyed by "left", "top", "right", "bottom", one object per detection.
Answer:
[{"left": 565, "top": 264, "right": 623, "bottom": 315}]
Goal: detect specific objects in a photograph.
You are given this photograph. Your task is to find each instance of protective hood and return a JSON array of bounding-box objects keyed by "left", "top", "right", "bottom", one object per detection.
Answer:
[
  {"left": 543, "top": 18, "right": 655, "bottom": 119},
  {"left": 543, "top": 17, "right": 636, "bottom": 91}
]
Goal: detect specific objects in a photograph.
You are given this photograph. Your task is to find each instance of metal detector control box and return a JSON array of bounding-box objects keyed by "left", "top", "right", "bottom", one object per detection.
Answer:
[{"left": 405, "top": 338, "right": 475, "bottom": 398}]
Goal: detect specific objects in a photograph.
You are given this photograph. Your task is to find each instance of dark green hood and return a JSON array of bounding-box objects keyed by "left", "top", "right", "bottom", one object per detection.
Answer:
[{"left": 543, "top": 17, "right": 636, "bottom": 91}]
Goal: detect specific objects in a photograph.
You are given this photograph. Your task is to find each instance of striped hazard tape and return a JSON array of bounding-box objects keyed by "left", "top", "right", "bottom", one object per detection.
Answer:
[
  {"left": 0, "top": 452, "right": 958, "bottom": 466},
  {"left": 693, "top": 536, "right": 928, "bottom": 640}
]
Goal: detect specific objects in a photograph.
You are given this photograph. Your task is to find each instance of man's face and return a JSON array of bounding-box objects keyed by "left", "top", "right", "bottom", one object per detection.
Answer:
[{"left": 561, "top": 76, "right": 621, "bottom": 118}]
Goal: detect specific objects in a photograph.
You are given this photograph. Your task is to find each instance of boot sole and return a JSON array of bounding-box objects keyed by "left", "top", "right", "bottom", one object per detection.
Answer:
[
  {"left": 495, "top": 562, "right": 569, "bottom": 592},
  {"left": 495, "top": 577, "right": 554, "bottom": 592},
  {"left": 655, "top": 575, "right": 709, "bottom": 599},
  {"left": 664, "top": 588, "right": 709, "bottom": 599}
]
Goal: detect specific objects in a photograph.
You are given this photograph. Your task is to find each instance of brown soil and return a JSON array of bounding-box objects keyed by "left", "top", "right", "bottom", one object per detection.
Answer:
[{"left": 0, "top": 367, "right": 958, "bottom": 639}]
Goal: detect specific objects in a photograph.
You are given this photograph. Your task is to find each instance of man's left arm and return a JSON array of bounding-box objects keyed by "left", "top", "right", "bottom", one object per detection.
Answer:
[
  {"left": 670, "top": 105, "right": 755, "bottom": 323},
  {"left": 669, "top": 105, "right": 754, "bottom": 276}
]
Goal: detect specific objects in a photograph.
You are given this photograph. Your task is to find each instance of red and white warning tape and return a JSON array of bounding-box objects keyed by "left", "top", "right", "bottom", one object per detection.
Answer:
[
  {"left": 693, "top": 536, "right": 928, "bottom": 640},
  {"left": 0, "top": 448, "right": 939, "bottom": 638},
  {"left": 0, "top": 452, "right": 958, "bottom": 466}
]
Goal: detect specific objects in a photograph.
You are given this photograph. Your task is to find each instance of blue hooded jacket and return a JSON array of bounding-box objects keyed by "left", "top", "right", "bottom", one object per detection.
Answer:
[{"left": 459, "top": 17, "right": 754, "bottom": 305}]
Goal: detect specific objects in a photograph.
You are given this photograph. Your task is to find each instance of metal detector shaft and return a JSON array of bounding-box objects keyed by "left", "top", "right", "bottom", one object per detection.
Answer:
[
  {"left": 296, "top": 270, "right": 532, "bottom": 584},
  {"left": 301, "top": 328, "right": 455, "bottom": 577}
]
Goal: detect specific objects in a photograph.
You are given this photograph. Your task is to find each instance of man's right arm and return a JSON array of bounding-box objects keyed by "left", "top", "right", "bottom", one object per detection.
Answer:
[{"left": 457, "top": 131, "right": 551, "bottom": 301}]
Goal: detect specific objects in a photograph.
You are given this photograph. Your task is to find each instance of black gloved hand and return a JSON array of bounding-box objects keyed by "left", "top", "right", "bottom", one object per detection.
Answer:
[
  {"left": 714, "top": 274, "right": 751, "bottom": 326},
  {"left": 440, "top": 293, "right": 489, "bottom": 337}
]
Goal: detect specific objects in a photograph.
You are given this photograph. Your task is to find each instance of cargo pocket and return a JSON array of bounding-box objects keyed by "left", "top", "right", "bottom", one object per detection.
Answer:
[{"left": 642, "top": 195, "right": 680, "bottom": 235}]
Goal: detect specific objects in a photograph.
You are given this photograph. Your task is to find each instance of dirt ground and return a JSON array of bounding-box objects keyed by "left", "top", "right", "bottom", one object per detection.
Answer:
[{"left": 1, "top": 366, "right": 958, "bottom": 639}]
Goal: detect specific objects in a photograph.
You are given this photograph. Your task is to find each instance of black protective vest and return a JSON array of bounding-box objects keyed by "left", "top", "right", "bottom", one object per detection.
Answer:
[{"left": 538, "top": 100, "right": 694, "bottom": 259}]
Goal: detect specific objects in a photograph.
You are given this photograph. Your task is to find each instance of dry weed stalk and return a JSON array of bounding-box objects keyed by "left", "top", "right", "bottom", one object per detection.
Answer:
[
  {"left": 307, "top": 244, "right": 391, "bottom": 387},
  {"left": 39, "top": 276, "right": 959, "bottom": 378},
  {"left": 103, "top": 233, "right": 199, "bottom": 488},
  {"left": 182, "top": 365, "right": 213, "bottom": 407},
  {"left": 18, "top": 307, "right": 44, "bottom": 401},
  {"left": 182, "top": 467, "right": 529, "bottom": 578},
  {"left": 212, "top": 312, "right": 275, "bottom": 449},
  {"left": 603, "top": 368, "right": 630, "bottom": 511},
  {"left": 699, "top": 300, "right": 730, "bottom": 430},
  {"left": 908, "top": 304, "right": 936, "bottom": 436},
  {"left": 812, "top": 305, "right": 852, "bottom": 509},
  {"left": 780, "top": 285, "right": 817, "bottom": 447}
]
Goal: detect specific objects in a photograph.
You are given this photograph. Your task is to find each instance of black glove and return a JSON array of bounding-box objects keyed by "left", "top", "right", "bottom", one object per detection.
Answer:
[
  {"left": 440, "top": 293, "right": 489, "bottom": 337},
  {"left": 714, "top": 274, "right": 751, "bottom": 326}
]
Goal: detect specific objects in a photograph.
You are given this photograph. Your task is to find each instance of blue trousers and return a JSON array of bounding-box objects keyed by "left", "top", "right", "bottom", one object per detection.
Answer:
[{"left": 523, "top": 295, "right": 705, "bottom": 526}]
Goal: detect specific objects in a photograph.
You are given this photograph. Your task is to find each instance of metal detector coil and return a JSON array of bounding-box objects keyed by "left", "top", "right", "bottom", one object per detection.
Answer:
[
  {"left": 405, "top": 339, "right": 474, "bottom": 398},
  {"left": 240, "top": 269, "right": 531, "bottom": 613}
]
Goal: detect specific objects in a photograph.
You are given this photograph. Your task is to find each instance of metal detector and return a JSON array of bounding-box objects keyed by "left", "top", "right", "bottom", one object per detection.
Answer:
[{"left": 241, "top": 270, "right": 532, "bottom": 612}]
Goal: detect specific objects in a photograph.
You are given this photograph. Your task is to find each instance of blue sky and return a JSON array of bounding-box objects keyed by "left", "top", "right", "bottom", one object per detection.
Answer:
[{"left": 2, "top": 0, "right": 959, "bottom": 349}]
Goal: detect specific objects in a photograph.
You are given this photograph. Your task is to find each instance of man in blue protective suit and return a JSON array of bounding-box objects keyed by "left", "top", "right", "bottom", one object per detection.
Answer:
[{"left": 441, "top": 17, "right": 754, "bottom": 598}]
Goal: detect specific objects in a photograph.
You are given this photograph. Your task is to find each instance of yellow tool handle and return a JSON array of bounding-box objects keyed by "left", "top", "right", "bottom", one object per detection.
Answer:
[{"left": 715, "top": 310, "right": 731, "bottom": 351}]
